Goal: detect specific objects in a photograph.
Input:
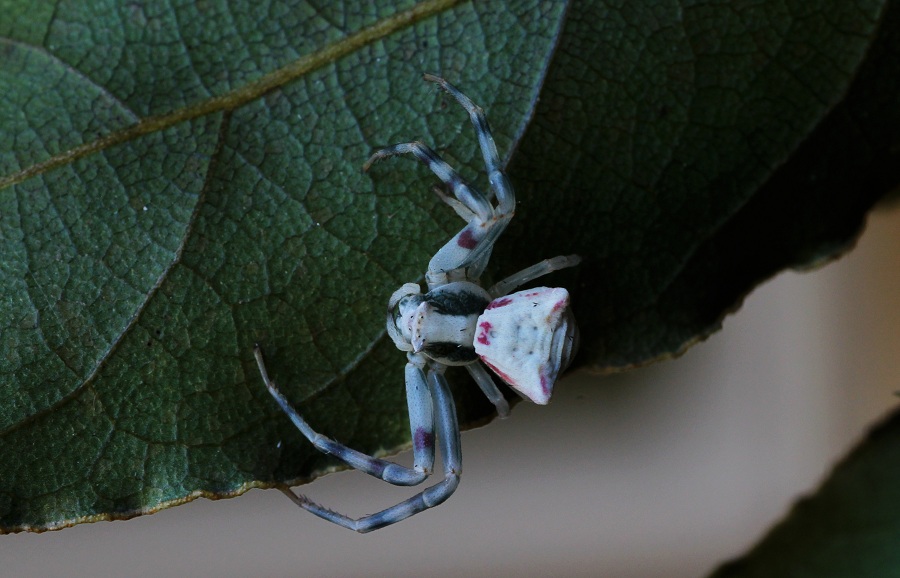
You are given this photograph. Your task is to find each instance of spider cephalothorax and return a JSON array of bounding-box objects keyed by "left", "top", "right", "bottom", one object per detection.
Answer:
[{"left": 255, "top": 75, "right": 580, "bottom": 532}]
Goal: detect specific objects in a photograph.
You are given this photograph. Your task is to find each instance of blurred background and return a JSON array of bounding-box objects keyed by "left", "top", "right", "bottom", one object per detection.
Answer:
[{"left": 3, "top": 205, "right": 898, "bottom": 577}]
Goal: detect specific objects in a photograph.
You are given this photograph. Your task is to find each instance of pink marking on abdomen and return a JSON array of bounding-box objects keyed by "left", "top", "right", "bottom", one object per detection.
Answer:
[
  {"left": 486, "top": 297, "right": 512, "bottom": 310},
  {"left": 476, "top": 321, "right": 492, "bottom": 345},
  {"left": 457, "top": 229, "right": 478, "bottom": 249},
  {"left": 552, "top": 298, "right": 567, "bottom": 312},
  {"left": 539, "top": 370, "right": 551, "bottom": 398},
  {"left": 481, "top": 358, "right": 517, "bottom": 387}
]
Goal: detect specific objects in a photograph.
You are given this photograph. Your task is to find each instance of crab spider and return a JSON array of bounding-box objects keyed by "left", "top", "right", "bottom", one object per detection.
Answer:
[{"left": 254, "top": 74, "right": 580, "bottom": 532}]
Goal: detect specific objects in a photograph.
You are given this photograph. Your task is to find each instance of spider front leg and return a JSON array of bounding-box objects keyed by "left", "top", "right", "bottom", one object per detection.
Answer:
[
  {"left": 364, "top": 141, "right": 493, "bottom": 223},
  {"left": 422, "top": 74, "right": 517, "bottom": 283},
  {"left": 364, "top": 140, "right": 503, "bottom": 287},
  {"left": 278, "top": 364, "right": 462, "bottom": 533},
  {"left": 364, "top": 75, "right": 516, "bottom": 287},
  {"left": 422, "top": 74, "right": 510, "bottom": 205}
]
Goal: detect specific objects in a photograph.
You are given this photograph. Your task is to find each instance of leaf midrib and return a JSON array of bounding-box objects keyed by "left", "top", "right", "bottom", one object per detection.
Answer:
[{"left": 0, "top": 0, "right": 464, "bottom": 191}]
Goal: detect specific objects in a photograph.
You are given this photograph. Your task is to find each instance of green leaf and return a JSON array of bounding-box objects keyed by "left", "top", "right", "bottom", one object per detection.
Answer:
[
  {"left": 508, "top": 0, "right": 900, "bottom": 368},
  {"left": 0, "top": 0, "right": 897, "bottom": 532},
  {"left": 709, "top": 406, "right": 900, "bottom": 578}
]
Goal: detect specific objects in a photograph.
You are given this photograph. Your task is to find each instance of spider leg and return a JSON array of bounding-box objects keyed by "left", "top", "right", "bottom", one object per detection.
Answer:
[
  {"left": 420, "top": 75, "right": 517, "bottom": 285},
  {"left": 364, "top": 139, "right": 505, "bottom": 287},
  {"left": 432, "top": 184, "right": 476, "bottom": 222},
  {"left": 423, "top": 74, "right": 514, "bottom": 213},
  {"left": 364, "top": 141, "right": 492, "bottom": 222},
  {"left": 466, "top": 362, "right": 510, "bottom": 418},
  {"left": 488, "top": 254, "right": 582, "bottom": 298},
  {"left": 254, "top": 346, "right": 431, "bottom": 486},
  {"left": 279, "top": 364, "right": 462, "bottom": 532},
  {"left": 405, "top": 353, "right": 436, "bottom": 474},
  {"left": 427, "top": 184, "right": 499, "bottom": 282}
]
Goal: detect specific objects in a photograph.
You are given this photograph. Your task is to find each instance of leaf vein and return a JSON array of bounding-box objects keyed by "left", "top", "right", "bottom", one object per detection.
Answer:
[{"left": 0, "top": 0, "right": 465, "bottom": 191}]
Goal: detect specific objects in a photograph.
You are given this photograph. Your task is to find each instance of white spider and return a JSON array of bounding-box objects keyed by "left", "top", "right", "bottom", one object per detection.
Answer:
[{"left": 254, "top": 74, "right": 580, "bottom": 532}]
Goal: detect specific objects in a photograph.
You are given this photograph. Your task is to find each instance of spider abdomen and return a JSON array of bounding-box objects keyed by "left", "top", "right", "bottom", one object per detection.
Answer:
[{"left": 474, "top": 287, "right": 577, "bottom": 404}]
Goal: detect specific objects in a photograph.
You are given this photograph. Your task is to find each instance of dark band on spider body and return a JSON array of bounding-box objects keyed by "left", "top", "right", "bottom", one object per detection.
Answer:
[
  {"left": 425, "top": 284, "right": 491, "bottom": 316},
  {"left": 418, "top": 341, "right": 477, "bottom": 364}
]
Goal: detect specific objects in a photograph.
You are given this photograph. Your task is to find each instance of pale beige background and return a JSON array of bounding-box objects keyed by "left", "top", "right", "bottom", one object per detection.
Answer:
[{"left": 3, "top": 206, "right": 899, "bottom": 578}]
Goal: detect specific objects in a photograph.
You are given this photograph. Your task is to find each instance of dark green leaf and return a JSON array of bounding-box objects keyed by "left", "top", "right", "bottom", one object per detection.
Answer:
[
  {"left": 0, "top": 0, "right": 897, "bottom": 532},
  {"left": 508, "top": 0, "right": 900, "bottom": 367},
  {"left": 710, "top": 406, "right": 900, "bottom": 578}
]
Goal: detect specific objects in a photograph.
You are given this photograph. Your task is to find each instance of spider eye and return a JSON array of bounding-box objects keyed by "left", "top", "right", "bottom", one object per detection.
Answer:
[{"left": 386, "top": 284, "right": 423, "bottom": 350}]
